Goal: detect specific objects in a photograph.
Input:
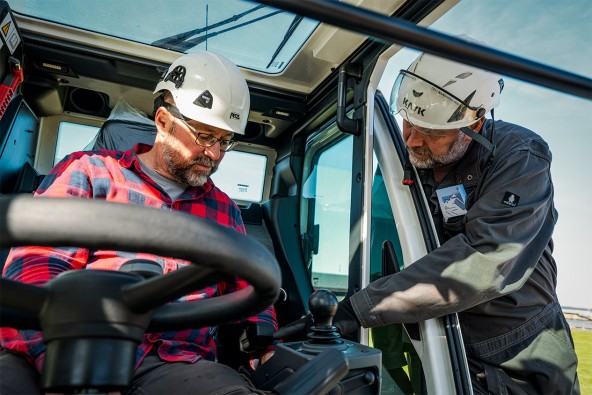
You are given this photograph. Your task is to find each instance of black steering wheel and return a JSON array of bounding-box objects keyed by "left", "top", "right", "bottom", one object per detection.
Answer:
[{"left": 0, "top": 195, "right": 281, "bottom": 392}]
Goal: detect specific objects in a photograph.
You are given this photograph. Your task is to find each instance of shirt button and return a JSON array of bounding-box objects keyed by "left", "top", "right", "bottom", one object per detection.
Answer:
[{"left": 467, "top": 174, "right": 473, "bottom": 181}]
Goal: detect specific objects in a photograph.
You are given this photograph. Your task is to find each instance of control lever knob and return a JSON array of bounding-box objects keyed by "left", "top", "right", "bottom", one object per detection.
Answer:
[
  {"left": 309, "top": 289, "right": 338, "bottom": 328},
  {"left": 302, "top": 290, "right": 347, "bottom": 354}
]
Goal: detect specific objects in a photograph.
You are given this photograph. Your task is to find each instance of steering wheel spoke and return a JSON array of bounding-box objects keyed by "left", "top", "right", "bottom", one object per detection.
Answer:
[{"left": 123, "top": 264, "right": 228, "bottom": 313}]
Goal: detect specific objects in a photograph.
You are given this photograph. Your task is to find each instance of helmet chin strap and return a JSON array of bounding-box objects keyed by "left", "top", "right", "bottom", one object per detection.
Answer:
[
  {"left": 460, "top": 126, "right": 494, "bottom": 153},
  {"left": 460, "top": 113, "right": 495, "bottom": 155}
]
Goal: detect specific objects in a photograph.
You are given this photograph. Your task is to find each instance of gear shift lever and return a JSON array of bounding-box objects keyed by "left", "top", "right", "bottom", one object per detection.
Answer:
[
  {"left": 308, "top": 289, "right": 338, "bottom": 327},
  {"left": 249, "top": 289, "right": 381, "bottom": 393},
  {"left": 302, "top": 289, "right": 348, "bottom": 353}
]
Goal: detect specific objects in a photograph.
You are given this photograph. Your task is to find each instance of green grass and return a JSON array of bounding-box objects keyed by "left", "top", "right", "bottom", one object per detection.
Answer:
[{"left": 573, "top": 330, "right": 592, "bottom": 394}]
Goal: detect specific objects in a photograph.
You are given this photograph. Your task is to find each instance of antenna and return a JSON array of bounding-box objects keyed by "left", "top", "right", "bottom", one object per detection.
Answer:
[{"left": 205, "top": 4, "right": 208, "bottom": 51}]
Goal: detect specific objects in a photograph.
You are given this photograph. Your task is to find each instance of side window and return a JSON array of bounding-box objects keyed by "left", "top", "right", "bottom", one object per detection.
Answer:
[
  {"left": 211, "top": 151, "right": 267, "bottom": 203},
  {"left": 300, "top": 123, "right": 353, "bottom": 297},
  {"left": 54, "top": 122, "right": 100, "bottom": 165}
]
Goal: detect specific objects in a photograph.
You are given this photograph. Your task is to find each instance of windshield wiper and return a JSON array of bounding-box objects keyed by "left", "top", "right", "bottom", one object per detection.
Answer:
[
  {"left": 266, "top": 14, "right": 303, "bottom": 69},
  {"left": 151, "top": 4, "right": 282, "bottom": 52},
  {"left": 167, "top": 9, "right": 283, "bottom": 52}
]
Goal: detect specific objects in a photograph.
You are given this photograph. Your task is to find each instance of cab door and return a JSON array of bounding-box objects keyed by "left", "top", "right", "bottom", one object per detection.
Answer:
[{"left": 298, "top": 47, "right": 472, "bottom": 394}]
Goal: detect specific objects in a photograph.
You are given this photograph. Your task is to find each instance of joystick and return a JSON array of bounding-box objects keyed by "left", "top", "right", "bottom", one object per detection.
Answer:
[
  {"left": 249, "top": 289, "right": 381, "bottom": 394},
  {"left": 302, "top": 290, "right": 348, "bottom": 353}
]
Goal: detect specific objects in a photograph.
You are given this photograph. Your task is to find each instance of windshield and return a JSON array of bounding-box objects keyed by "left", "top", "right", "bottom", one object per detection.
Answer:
[{"left": 9, "top": 0, "right": 319, "bottom": 74}]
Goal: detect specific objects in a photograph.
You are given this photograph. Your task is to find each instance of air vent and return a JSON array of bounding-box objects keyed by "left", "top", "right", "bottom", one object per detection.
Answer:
[{"left": 65, "top": 87, "right": 110, "bottom": 117}]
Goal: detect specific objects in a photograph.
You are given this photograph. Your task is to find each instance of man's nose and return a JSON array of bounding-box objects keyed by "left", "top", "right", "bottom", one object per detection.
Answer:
[
  {"left": 405, "top": 127, "right": 425, "bottom": 148},
  {"left": 203, "top": 141, "right": 222, "bottom": 160}
]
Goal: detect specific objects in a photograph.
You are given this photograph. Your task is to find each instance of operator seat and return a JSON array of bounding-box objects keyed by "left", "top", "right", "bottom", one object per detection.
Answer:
[{"left": 91, "top": 99, "right": 156, "bottom": 151}]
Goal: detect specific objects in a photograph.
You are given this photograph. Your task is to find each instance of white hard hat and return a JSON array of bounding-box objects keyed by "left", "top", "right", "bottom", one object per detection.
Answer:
[
  {"left": 154, "top": 51, "right": 250, "bottom": 135},
  {"left": 390, "top": 50, "right": 504, "bottom": 130}
]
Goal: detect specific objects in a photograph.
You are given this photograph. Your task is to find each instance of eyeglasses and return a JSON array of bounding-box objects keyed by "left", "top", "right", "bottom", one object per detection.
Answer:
[
  {"left": 176, "top": 118, "right": 238, "bottom": 152},
  {"left": 161, "top": 102, "right": 238, "bottom": 152}
]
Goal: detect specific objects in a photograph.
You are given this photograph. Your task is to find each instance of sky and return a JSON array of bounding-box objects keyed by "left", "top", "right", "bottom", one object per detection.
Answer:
[{"left": 378, "top": 0, "right": 592, "bottom": 309}]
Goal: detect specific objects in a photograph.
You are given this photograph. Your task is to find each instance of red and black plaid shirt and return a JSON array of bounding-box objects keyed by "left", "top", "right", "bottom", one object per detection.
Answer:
[{"left": 1, "top": 144, "right": 277, "bottom": 372}]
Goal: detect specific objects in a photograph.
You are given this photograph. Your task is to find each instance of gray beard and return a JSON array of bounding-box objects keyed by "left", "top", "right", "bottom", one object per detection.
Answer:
[
  {"left": 161, "top": 144, "right": 219, "bottom": 187},
  {"left": 408, "top": 131, "right": 471, "bottom": 169}
]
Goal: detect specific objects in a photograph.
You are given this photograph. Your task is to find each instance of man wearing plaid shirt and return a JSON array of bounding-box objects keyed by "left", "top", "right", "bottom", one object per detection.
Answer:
[{"left": 0, "top": 51, "right": 276, "bottom": 394}]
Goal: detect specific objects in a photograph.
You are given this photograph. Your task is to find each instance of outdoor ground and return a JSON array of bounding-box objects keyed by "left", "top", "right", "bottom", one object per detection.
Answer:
[{"left": 573, "top": 330, "right": 591, "bottom": 393}]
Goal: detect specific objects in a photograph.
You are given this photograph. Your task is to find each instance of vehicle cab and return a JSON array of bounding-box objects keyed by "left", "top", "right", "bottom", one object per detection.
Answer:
[{"left": 1, "top": 1, "right": 589, "bottom": 394}]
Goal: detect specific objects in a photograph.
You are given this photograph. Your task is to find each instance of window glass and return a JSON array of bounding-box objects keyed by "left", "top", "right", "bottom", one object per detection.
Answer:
[
  {"left": 211, "top": 151, "right": 267, "bottom": 203},
  {"left": 11, "top": 0, "right": 319, "bottom": 74},
  {"left": 54, "top": 122, "right": 100, "bottom": 165},
  {"left": 301, "top": 125, "right": 352, "bottom": 296},
  {"left": 368, "top": 159, "right": 426, "bottom": 395}
]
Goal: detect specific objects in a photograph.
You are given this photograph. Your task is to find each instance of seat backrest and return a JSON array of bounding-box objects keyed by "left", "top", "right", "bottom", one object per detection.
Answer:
[
  {"left": 92, "top": 119, "right": 157, "bottom": 151},
  {"left": 92, "top": 98, "right": 156, "bottom": 152},
  {"left": 240, "top": 203, "right": 275, "bottom": 254}
]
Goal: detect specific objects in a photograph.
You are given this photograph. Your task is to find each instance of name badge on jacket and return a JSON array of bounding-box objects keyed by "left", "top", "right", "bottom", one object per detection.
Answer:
[{"left": 436, "top": 184, "right": 468, "bottom": 222}]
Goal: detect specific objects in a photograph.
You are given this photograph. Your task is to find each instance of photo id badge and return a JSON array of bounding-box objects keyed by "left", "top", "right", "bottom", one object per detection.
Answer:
[{"left": 436, "top": 184, "right": 468, "bottom": 222}]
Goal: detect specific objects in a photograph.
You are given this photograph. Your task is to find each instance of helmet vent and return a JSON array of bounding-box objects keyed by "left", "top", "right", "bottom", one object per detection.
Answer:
[
  {"left": 163, "top": 65, "right": 186, "bottom": 88},
  {"left": 463, "top": 90, "right": 477, "bottom": 105},
  {"left": 443, "top": 72, "right": 473, "bottom": 89},
  {"left": 443, "top": 80, "right": 456, "bottom": 88}
]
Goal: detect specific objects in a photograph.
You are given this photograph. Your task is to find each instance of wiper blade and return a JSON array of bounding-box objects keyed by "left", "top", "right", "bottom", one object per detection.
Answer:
[
  {"left": 151, "top": 4, "right": 267, "bottom": 48},
  {"left": 165, "top": 9, "right": 283, "bottom": 53},
  {"left": 266, "top": 14, "right": 303, "bottom": 69}
]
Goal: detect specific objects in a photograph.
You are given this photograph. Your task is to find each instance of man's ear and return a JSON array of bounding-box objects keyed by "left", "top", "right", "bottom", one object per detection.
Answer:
[
  {"left": 154, "top": 106, "right": 173, "bottom": 132},
  {"left": 470, "top": 117, "right": 486, "bottom": 133}
]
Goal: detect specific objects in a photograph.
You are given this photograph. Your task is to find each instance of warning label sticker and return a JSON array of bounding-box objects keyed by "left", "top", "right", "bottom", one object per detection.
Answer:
[{"left": 1, "top": 12, "right": 21, "bottom": 54}]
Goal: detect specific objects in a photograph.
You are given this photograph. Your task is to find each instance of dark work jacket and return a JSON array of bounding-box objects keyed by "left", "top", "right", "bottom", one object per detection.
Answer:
[
  {"left": 419, "top": 119, "right": 561, "bottom": 350},
  {"left": 352, "top": 119, "right": 561, "bottom": 347}
]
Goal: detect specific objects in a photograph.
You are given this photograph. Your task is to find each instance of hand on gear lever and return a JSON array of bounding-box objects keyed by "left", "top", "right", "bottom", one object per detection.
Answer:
[{"left": 272, "top": 289, "right": 361, "bottom": 341}]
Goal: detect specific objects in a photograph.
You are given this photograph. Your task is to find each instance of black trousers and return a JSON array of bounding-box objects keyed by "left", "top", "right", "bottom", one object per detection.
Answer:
[{"left": 0, "top": 351, "right": 267, "bottom": 395}]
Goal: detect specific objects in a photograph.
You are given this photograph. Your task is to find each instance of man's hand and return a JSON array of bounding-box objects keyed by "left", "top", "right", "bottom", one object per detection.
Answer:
[
  {"left": 272, "top": 314, "right": 314, "bottom": 341},
  {"left": 249, "top": 350, "right": 275, "bottom": 370},
  {"left": 273, "top": 298, "right": 361, "bottom": 340},
  {"left": 260, "top": 350, "right": 274, "bottom": 365}
]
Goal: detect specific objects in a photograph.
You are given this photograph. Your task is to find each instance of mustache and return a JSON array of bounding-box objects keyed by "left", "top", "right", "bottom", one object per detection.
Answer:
[
  {"left": 409, "top": 147, "right": 431, "bottom": 156},
  {"left": 189, "top": 155, "right": 218, "bottom": 168}
]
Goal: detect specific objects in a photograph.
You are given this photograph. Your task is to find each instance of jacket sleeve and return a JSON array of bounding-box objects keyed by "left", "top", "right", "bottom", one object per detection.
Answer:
[{"left": 351, "top": 137, "right": 557, "bottom": 327}]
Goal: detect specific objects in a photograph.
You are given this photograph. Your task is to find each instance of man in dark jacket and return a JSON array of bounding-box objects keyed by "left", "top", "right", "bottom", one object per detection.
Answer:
[{"left": 276, "top": 49, "right": 580, "bottom": 394}]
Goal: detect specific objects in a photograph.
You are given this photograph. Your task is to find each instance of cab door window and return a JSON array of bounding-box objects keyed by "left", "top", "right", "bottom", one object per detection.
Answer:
[{"left": 300, "top": 124, "right": 352, "bottom": 297}]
